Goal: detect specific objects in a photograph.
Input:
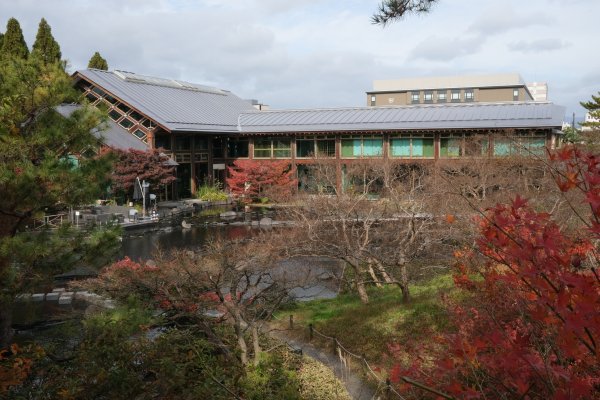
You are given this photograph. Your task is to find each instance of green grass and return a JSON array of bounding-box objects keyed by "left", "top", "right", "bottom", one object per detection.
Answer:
[{"left": 277, "top": 273, "right": 456, "bottom": 363}]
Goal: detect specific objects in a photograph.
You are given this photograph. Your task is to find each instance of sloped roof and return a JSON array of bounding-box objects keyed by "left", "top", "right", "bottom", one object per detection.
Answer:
[
  {"left": 56, "top": 104, "right": 148, "bottom": 151},
  {"left": 237, "top": 102, "right": 565, "bottom": 133},
  {"left": 239, "top": 102, "right": 565, "bottom": 133},
  {"left": 74, "top": 69, "right": 256, "bottom": 133}
]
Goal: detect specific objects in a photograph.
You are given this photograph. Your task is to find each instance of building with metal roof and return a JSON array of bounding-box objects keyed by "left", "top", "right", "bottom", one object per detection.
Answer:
[
  {"left": 72, "top": 69, "right": 565, "bottom": 197},
  {"left": 238, "top": 102, "right": 564, "bottom": 133}
]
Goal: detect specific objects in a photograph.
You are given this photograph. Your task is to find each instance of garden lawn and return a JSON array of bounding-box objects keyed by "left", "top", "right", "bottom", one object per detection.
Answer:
[{"left": 276, "top": 273, "right": 456, "bottom": 364}]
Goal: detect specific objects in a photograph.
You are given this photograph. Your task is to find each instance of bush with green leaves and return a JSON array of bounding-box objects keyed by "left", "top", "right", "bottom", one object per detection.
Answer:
[{"left": 196, "top": 182, "right": 229, "bottom": 202}]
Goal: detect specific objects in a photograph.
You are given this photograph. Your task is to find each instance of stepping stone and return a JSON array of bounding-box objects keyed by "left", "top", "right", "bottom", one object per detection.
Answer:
[
  {"left": 52, "top": 288, "right": 65, "bottom": 293},
  {"left": 58, "top": 292, "right": 74, "bottom": 305},
  {"left": 32, "top": 293, "right": 45, "bottom": 302},
  {"left": 15, "top": 294, "right": 32, "bottom": 301},
  {"left": 45, "top": 292, "right": 60, "bottom": 301}
]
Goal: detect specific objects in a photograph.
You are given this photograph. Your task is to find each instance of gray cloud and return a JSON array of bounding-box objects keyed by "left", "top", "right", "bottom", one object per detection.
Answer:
[
  {"left": 410, "top": 35, "right": 486, "bottom": 61},
  {"left": 468, "top": 7, "right": 554, "bottom": 36},
  {"left": 508, "top": 38, "right": 570, "bottom": 53}
]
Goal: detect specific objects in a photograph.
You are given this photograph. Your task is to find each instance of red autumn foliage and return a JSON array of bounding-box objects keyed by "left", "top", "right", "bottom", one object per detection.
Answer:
[
  {"left": 226, "top": 159, "right": 296, "bottom": 203},
  {"left": 392, "top": 146, "right": 600, "bottom": 399},
  {"left": 108, "top": 148, "right": 176, "bottom": 197}
]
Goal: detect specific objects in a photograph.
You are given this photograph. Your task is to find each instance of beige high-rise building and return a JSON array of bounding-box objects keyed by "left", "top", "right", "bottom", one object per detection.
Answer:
[
  {"left": 366, "top": 73, "right": 535, "bottom": 106},
  {"left": 527, "top": 82, "right": 548, "bottom": 101}
]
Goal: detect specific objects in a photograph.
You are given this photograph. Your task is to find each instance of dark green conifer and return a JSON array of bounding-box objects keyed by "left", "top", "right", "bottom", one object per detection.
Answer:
[
  {"left": 1, "top": 18, "right": 29, "bottom": 60},
  {"left": 31, "top": 18, "right": 61, "bottom": 65},
  {"left": 87, "top": 51, "right": 108, "bottom": 70},
  {"left": 0, "top": 33, "right": 4, "bottom": 52}
]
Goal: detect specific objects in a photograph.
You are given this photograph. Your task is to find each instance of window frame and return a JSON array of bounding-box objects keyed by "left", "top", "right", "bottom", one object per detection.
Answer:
[{"left": 389, "top": 133, "right": 434, "bottom": 159}]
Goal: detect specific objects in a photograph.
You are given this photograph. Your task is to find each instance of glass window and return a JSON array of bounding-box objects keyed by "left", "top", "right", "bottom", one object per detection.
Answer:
[
  {"left": 391, "top": 138, "right": 410, "bottom": 157},
  {"left": 513, "top": 89, "right": 519, "bottom": 100},
  {"left": 363, "top": 139, "right": 383, "bottom": 156},
  {"left": 92, "top": 87, "right": 106, "bottom": 98},
  {"left": 451, "top": 90, "right": 461, "bottom": 102},
  {"left": 440, "top": 136, "right": 462, "bottom": 157},
  {"left": 370, "top": 95, "right": 376, "bottom": 106},
  {"left": 465, "top": 90, "right": 474, "bottom": 101},
  {"left": 108, "top": 109, "right": 121, "bottom": 121},
  {"left": 104, "top": 94, "right": 117, "bottom": 104},
  {"left": 390, "top": 135, "right": 434, "bottom": 158},
  {"left": 141, "top": 119, "right": 154, "bottom": 129},
  {"left": 424, "top": 91, "right": 433, "bottom": 103},
  {"left": 526, "top": 137, "right": 546, "bottom": 155},
  {"left": 316, "top": 139, "right": 335, "bottom": 157},
  {"left": 212, "top": 138, "right": 225, "bottom": 158},
  {"left": 85, "top": 92, "right": 98, "bottom": 103},
  {"left": 129, "top": 110, "right": 144, "bottom": 121},
  {"left": 341, "top": 136, "right": 382, "bottom": 157},
  {"left": 155, "top": 135, "right": 171, "bottom": 150},
  {"left": 254, "top": 138, "right": 272, "bottom": 158},
  {"left": 494, "top": 138, "right": 511, "bottom": 156},
  {"left": 227, "top": 138, "right": 249, "bottom": 158},
  {"left": 437, "top": 91, "right": 447, "bottom": 102},
  {"left": 296, "top": 139, "right": 315, "bottom": 158},
  {"left": 194, "top": 137, "right": 209, "bottom": 151},
  {"left": 133, "top": 129, "right": 146, "bottom": 140},
  {"left": 274, "top": 138, "right": 291, "bottom": 158},
  {"left": 119, "top": 118, "right": 134, "bottom": 129},
  {"left": 175, "top": 136, "right": 191, "bottom": 151},
  {"left": 411, "top": 92, "right": 420, "bottom": 103},
  {"left": 117, "top": 103, "right": 131, "bottom": 114}
]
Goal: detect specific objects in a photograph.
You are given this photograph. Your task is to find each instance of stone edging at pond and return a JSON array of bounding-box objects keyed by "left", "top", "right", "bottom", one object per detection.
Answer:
[{"left": 15, "top": 288, "right": 115, "bottom": 309}]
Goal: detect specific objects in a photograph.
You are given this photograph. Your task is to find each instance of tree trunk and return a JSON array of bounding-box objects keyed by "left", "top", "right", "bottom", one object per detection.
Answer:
[
  {"left": 0, "top": 301, "right": 13, "bottom": 349},
  {"left": 367, "top": 263, "right": 382, "bottom": 287},
  {"left": 399, "top": 263, "right": 410, "bottom": 303},
  {"left": 349, "top": 263, "right": 369, "bottom": 304},
  {"left": 372, "top": 258, "right": 395, "bottom": 285},
  {"left": 251, "top": 324, "right": 261, "bottom": 366}
]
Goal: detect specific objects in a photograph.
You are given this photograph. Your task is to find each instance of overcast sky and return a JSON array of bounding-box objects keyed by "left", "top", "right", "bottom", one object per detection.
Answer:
[{"left": 2, "top": 0, "right": 598, "bottom": 120}]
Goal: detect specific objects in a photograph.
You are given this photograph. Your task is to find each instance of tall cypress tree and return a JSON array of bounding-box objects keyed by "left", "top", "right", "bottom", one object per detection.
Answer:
[
  {"left": 87, "top": 51, "right": 108, "bottom": 70},
  {"left": 2, "top": 18, "right": 29, "bottom": 60},
  {"left": 31, "top": 18, "right": 61, "bottom": 65}
]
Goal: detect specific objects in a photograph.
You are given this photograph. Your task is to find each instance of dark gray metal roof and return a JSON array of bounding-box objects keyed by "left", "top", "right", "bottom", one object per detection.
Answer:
[
  {"left": 238, "top": 102, "right": 565, "bottom": 133},
  {"left": 56, "top": 104, "right": 148, "bottom": 151},
  {"left": 75, "top": 69, "right": 256, "bottom": 133}
]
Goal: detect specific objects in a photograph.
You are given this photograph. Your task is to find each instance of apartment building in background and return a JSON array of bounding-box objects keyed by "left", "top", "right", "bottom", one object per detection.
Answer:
[
  {"left": 527, "top": 82, "right": 549, "bottom": 101},
  {"left": 366, "top": 73, "right": 535, "bottom": 106}
]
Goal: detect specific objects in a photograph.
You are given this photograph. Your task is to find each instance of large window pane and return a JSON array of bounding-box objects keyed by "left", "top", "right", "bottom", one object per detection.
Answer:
[
  {"left": 412, "top": 139, "right": 424, "bottom": 157},
  {"left": 363, "top": 139, "right": 383, "bottom": 157},
  {"left": 423, "top": 139, "right": 434, "bottom": 157},
  {"left": 494, "top": 138, "right": 511, "bottom": 156},
  {"left": 440, "top": 138, "right": 461, "bottom": 157},
  {"left": 341, "top": 139, "right": 355, "bottom": 157},
  {"left": 175, "top": 136, "right": 191, "bottom": 151},
  {"left": 274, "top": 139, "right": 291, "bottom": 158},
  {"left": 296, "top": 140, "right": 314, "bottom": 158},
  {"left": 254, "top": 138, "right": 272, "bottom": 158},
  {"left": 527, "top": 137, "right": 546, "bottom": 155},
  {"left": 317, "top": 140, "right": 335, "bottom": 157},
  {"left": 227, "top": 138, "right": 248, "bottom": 158},
  {"left": 391, "top": 139, "right": 410, "bottom": 157}
]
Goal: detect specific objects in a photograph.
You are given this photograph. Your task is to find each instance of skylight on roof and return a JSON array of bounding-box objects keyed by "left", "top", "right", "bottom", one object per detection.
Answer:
[{"left": 114, "top": 70, "right": 226, "bottom": 95}]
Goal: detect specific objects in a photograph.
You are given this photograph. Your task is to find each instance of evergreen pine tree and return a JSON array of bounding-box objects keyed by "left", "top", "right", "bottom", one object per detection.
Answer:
[
  {"left": 31, "top": 18, "right": 61, "bottom": 65},
  {"left": 580, "top": 92, "right": 600, "bottom": 129},
  {"left": 0, "top": 55, "right": 117, "bottom": 347},
  {"left": 1, "top": 18, "right": 29, "bottom": 60},
  {"left": 0, "top": 33, "right": 4, "bottom": 52},
  {"left": 87, "top": 51, "right": 108, "bottom": 70}
]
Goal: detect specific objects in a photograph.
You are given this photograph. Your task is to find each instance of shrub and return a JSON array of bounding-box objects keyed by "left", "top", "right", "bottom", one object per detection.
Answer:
[{"left": 196, "top": 183, "right": 229, "bottom": 202}]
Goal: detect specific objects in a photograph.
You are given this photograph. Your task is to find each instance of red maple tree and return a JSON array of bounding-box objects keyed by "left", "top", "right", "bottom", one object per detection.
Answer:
[
  {"left": 392, "top": 146, "right": 600, "bottom": 399},
  {"left": 109, "top": 148, "right": 176, "bottom": 199},
  {"left": 226, "top": 160, "right": 296, "bottom": 203}
]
